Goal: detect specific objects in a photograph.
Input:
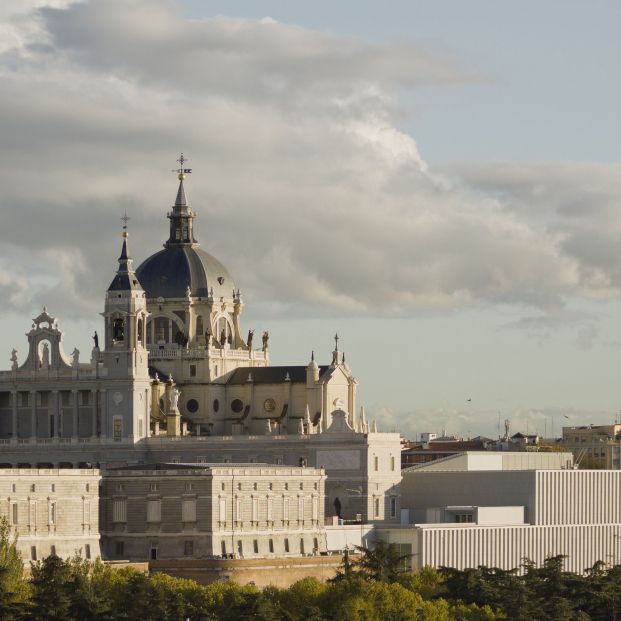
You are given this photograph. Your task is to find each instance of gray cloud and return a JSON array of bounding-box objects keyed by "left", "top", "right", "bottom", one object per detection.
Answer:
[{"left": 0, "top": 0, "right": 619, "bottom": 326}]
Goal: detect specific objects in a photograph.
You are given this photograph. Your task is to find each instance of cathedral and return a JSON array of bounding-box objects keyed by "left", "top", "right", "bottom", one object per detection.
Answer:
[{"left": 0, "top": 158, "right": 401, "bottom": 522}]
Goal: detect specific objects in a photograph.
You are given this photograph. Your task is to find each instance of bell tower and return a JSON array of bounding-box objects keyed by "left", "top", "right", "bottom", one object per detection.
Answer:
[{"left": 101, "top": 222, "right": 151, "bottom": 442}]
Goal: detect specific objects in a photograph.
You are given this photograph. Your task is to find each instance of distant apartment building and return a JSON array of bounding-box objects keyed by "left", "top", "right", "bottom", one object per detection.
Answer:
[
  {"left": 562, "top": 424, "right": 621, "bottom": 468},
  {"left": 0, "top": 468, "right": 100, "bottom": 563},
  {"left": 101, "top": 463, "right": 327, "bottom": 561}
]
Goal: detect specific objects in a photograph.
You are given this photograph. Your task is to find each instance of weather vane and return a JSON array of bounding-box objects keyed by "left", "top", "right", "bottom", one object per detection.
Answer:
[{"left": 173, "top": 153, "right": 192, "bottom": 176}]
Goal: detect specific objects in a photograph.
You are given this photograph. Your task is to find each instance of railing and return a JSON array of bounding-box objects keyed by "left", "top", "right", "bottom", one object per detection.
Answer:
[{"left": 147, "top": 346, "right": 267, "bottom": 361}]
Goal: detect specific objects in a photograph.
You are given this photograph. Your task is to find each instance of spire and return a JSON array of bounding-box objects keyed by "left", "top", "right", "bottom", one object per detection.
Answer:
[
  {"left": 107, "top": 218, "right": 143, "bottom": 292},
  {"left": 165, "top": 153, "right": 197, "bottom": 247},
  {"left": 331, "top": 333, "right": 341, "bottom": 366}
]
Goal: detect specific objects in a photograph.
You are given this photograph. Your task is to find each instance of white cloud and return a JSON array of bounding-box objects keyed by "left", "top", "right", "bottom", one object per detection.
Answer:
[{"left": 0, "top": 0, "right": 619, "bottom": 329}]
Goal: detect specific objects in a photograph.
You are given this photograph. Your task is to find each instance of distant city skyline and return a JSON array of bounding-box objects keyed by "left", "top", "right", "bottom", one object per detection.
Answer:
[{"left": 1, "top": 1, "right": 621, "bottom": 439}]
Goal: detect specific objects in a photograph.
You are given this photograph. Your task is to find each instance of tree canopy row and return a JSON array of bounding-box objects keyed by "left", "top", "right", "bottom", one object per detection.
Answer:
[{"left": 1, "top": 521, "right": 620, "bottom": 620}]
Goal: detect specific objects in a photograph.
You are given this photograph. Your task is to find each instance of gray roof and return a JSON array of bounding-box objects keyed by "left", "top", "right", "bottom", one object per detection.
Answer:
[
  {"left": 136, "top": 246, "right": 234, "bottom": 299},
  {"left": 225, "top": 365, "right": 330, "bottom": 385},
  {"left": 108, "top": 237, "right": 144, "bottom": 292}
]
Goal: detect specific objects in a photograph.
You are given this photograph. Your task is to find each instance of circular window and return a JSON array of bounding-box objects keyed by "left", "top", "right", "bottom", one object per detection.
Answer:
[
  {"left": 213, "top": 398, "right": 219, "bottom": 413},
  {"left": 263, "top": 398, "right": 276, "bottom": 413},
  {"left": 186, "top": 399, "right": 199, "bottom": 414},
  {"left": 231, "top": 398, "right": 244, "bottom": 413}
]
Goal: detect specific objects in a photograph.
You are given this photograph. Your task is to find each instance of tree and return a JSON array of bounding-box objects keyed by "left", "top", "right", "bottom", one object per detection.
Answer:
[
  {"left": 353, "top": 540, "right": 412, "bottom": 583},
  {"left": 0, "top": 516, "right": 29, "bottom": 620}
]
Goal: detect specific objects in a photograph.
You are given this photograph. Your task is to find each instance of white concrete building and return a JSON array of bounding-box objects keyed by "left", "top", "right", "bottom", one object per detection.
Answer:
[{"left": 325, "top": 452, "right": 621, "bottom": 574}]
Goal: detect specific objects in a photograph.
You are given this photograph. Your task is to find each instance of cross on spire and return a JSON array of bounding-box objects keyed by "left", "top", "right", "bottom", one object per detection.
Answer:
[
  {"left": 121, "top": 211, "right": 131, "bottom": 230},
  {"left": 173, "top": 152, "right": 192, "bottom": 176}
]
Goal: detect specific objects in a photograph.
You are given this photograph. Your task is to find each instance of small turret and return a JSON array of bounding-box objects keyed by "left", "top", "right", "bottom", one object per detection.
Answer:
[{"left": 307, "top": 350, "right": 319, "bottom": 384}]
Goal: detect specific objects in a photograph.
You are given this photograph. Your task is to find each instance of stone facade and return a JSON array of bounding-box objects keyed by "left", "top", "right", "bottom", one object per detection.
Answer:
[
  {"left": 101, "top": 464, "right": 326, "bottom": 561},
  {"left": 0, "top": 163, "right": 402, "bottom": 524},
  {"left": 0, "top": 468, "right": 101, "bottom": 563}
]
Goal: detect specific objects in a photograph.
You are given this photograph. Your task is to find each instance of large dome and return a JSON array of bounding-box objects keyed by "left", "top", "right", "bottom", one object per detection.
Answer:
[
  {"left": 135, "top": 168, "right": 236, "bottom": 299},
  {"left": 136, "top": 246, "right": 235, "bottom": 299}
]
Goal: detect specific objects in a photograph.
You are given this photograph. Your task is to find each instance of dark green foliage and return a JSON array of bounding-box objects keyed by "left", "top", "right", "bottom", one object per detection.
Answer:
[{"left": 7, "top": 533, "right": 621, "bottom": 620}]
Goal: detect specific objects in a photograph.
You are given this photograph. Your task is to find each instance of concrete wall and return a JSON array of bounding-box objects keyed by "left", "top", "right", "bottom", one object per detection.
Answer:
[
  {"left": 379, "top": 523, "right": 621, "bottom": 575},
  {"left": 401, "top": 470, "right": 538, "bottom": 523}
]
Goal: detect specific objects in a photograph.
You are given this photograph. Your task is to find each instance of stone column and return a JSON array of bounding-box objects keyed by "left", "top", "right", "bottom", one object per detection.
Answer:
[
  {"left": 72, "top": 390, "right": 78, "bottom": 439},
  {"left": 11, "top": 390, "right": 17, "bottom": 439},
  {"left": 91, "top": 389, "right": 98, "bottom": 439},
  {"left": 100, "top": 389, "right": 107, "bottom": 441},
  {"left": 52, "top": 390, "right": 59, "bottom": 438},
  {"left": 30, "top": 391, "right": 36, "bottom": 440}
]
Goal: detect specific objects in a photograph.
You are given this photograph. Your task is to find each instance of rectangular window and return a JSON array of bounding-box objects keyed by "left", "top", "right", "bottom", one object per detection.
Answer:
[
  {"left": 283, "top": 497, "right": 289, "bottom": 521},
  {"left": 11, "top": 503, "right": 17, "bottom": 525},
  {"left": 147, "top": 499, "right": 161, "bottom": 523},
  {"left": 374, "top": 497, "right": 380, "bottom": 518},
  {"left": 221, "top": 541, "right": 227, "bottom": 556},
  {"left": 298, "top": 497, "right": 304, "bottom": 521},
  {"left": 189, "top": 364, "right": 197, "bottom": 377},
  {"left": 374, "top": 456, "right": 379, "bottom": 471},
  {"left": 50, "top": 545, "right": 56, "bottom": 556},
  {"left": 390, "top": 455, "right": 395, "bottom": 471},
  {"left": 219, "top": 498, "right": 226, "bottom": 522},
  {"left": 390, "top": 497, "right": 397, "bottom": 518},
  {"left": 115, "top": 541, "right": 124, "bottom": 557},
  {"left": 235, "top": 498, "right": 242, "bottom": 522},
  {"left": 253, "top": 539, "right": 258, "bottom": 554},
  {"left": 50, "top": 483, "right": 55, "bottom": 493},
  {"left": 113, "top": 417, "right": 122, "bottom": 442},
  {"left": 284, "top": 538, "right": 289, "bottom": 553},
  {"left": 31, "top": 546, "right": 37, "bottom": 561},
  {"left": 184, "top": 540, "right": 194, "bottom": 556},
  {"left": 11, "top": 484, "right": 15, "bottom": 493},
  {"left": 300, "top": 539, "right": 305, "bottom": 555},
  {"left": 85, "top": 544, "right": 91, "bottom": 559},
  {"left": 237, "top": 540, "right": 243, "bottom": 557},
  {"left": 268, "top": 539, "right": 274, "bottom": 553},
  {"left": 251, "top": 497, "right": 258, "bottom": 522},
  {"left": 48, "top": 502, "right": 56, "bottom": 525},
  {"left": 113, "top": 499, "right": 127, "bottom": 523},
  {"left": 313, "top": 537, "right": 319, "bottom": 552},
  {"left": 455, "top": 514, "right": 473, "bottom": 523},
  {"left": 267, "top": 497, "right": 274, "bottom": 521},
  {"left": 182, "top": 499, "right": 196, "bottom": 523}
]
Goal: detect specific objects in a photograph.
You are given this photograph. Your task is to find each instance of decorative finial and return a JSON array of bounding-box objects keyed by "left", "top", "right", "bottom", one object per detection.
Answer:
[
  {"left": 334, "top": 333, "right": 339, "bottom": 350},
  {"left": 173, "top": 153, "right": 192, "bottom": 181},
  {"left": 311, "top": 350, "right": 315, "bottom": 362},
  {"left": 121, "top": 211, "right": 130, "bottom": 238}
]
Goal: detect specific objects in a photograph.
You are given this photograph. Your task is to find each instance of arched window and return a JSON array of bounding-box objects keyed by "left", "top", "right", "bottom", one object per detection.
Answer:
[
  {"left": 113, "top": 318, "right": 125, "bottom": 342},
  {"left": 137, "top": 318, "right": 144, "bottom": 345},
  {"left": 196, "top": 316, "right": 203, "bottom": 339},
  {"left": 216, "top": 316, "right": 233, "bottom": 346}
]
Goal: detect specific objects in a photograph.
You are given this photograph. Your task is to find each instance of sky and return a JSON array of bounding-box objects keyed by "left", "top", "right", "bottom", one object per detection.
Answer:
[{"left": 1, "top": 0, "right": 621, "bottom": 440}]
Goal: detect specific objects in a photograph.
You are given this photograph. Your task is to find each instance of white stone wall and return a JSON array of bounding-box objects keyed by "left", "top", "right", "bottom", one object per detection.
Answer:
[
  {"left": 101, "top": 465, "right": 327, "bottom": 561},
  {"left": 0, "top": 469, "right": 101, "bottom": 563}
]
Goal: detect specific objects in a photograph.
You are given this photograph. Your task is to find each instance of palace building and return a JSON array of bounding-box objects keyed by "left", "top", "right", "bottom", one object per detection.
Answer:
[{"left": 0, "top": 158, "right": 402, "bottom": 524}]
